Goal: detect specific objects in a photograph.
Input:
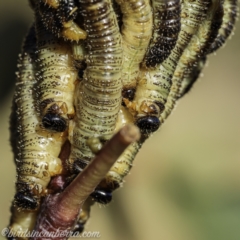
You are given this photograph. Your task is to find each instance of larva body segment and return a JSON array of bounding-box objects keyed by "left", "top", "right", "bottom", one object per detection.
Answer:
[
  {"left": 37, "top": 0, "right": 87, "bottom": 41},
  {"left": 160, "top": 0, "right": 221, "bottom": 122},
  {"left": 126, "top": 0, "right": 211, "bottom": 134},
  {"left": 35, "top": 18, "right": 78, "bottom": 132},
  {"left": 208, "top": 0, "right": 238, "bottom": 53},
  {"left": 143, "top": 0, "right": 181, "bottom": 68},
  {"left": 115, "top": 0, "right": 152, "bottom": 96},
  {"left": 68, "top": 0, "right": 122, "bottom": 173},
  {"left": 13, "top": 26, "right": 64, "bottom": 210}
]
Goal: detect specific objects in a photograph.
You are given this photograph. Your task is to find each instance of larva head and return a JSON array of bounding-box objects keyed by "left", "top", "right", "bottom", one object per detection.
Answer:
[
  {"left": 13, "top": 192, "right": 39, "bottom": 210},
  {"left": 72, "top": 222, "right": 84, "bottom": 235},
  {"left": 42, "top": 113, "right": 68, "bottom": 132},
  {"left": 90, "top": 189, "right": 112, "bottom": 204},
  {"left": 135, "top": 116, "right": 161, "bottom": 134}
]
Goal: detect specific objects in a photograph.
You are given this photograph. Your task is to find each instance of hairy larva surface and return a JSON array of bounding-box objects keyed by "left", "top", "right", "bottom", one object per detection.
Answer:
[
  {"left": 35, "top": 18, "right": 78, "bottom": 132},
  {"left": 13, "top": 27, "right": 65, "bottom": 211},
  {"left": 143, "top": 0, "right": 181, "bottom": 68},
  {"left": 116, "top": 0, "right": 152, "bottom": 92},
  {"left": 160, "top": 0, "right": 221, "bottom": 122},
  {"left": 208, "top": 0, "right": 238, "bottom": 53},
  {"left": 68, "top": 0, "right": 123, "bottom": 173},
  {"left": 36, "top": 0, "right": 87, "bottom": 41}
]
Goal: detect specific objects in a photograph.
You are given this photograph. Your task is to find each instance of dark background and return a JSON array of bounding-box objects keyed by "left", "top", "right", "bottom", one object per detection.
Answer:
[{"left": 1, "top": 1, "right": 240, "bottom": 239}]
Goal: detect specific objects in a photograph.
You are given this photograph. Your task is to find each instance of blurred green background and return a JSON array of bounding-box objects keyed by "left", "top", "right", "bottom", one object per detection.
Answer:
[{"left": 0, "top": 1, "right": 240, "bottom": 240}]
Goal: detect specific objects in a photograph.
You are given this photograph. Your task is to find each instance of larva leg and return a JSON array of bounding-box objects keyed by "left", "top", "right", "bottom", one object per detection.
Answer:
[
  {"left": 208, "top": 0, "right": 238, "bottom": 53},
  {"left": 160, "top": 0, "right": 222, "bottom": 122},
  {"left": 115, "top": 0, "right": 152, "bottom": 100},
  {"left": 13, "top": 26, "right": 65, "bottom": 211},
  {"left": 67, "top": 0, "right": 123, "bottom": 205},
  {"left": 35, "top": 17, "right": 78, "bottom": 132},
  {"left": 125, "top": 0, "right": 211, "bottom": 135},
  {"left": 142, "top": 0, "right": 181, "bottom": 68},
  {"left": 36, "top": 0, "right": 87, "bottom": 41}
]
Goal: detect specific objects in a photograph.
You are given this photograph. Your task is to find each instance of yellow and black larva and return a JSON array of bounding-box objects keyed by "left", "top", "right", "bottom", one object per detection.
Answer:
[
  {"left": 208, "top": 0, "right": 238, "bottom": 53},
  {"left": 34, "top": 16, "right": 78, "bottom": 132},
  {"left": 116, "top": 0, "right": 152, "bottom": 102},
  {"left": 143, "top": 0, "right": 181, "bottom": 68},
  {"left": 36, "top": 0, "right": 87, "bottom": 41},
  {"left": 160, "top": 0, "right": 222, "bottom": 122},
  {"left": 67, "top": 0, "right": 123, "bottom": 203},
  {"left": 13, "top": 26, "right": 65, "bottom": 211},
  {"left": 125, "top": 0, "right": 211, "bottom": 134}
]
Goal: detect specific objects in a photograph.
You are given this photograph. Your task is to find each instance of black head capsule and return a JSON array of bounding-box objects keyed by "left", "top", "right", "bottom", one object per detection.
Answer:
[
  {"left": 90, "top": 189, "right": 112, "bottom": 204},
  {"left": 14, "top": 192, "right": 39, "bottom": 210},
  {"left": 72, "top": 222, "right": 84, "bottom": 235},
  {"left": 42, "top": 113, "right": 67, "bottom": 132},
  {"left": 135, "top": 116, "right": 160, "bottom": 134}
]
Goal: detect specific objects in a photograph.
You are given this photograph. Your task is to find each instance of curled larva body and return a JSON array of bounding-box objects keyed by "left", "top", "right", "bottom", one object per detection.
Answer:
[
  {"left": 13, "top": 26, "right": 64, "bottom": 210},
  {"left": 68, "top": 0, "right": 122, "bottom": 173},
  {"left": 208, "top": 0, "right": 238, "bottom": 53},
  {"left": 125, "top": 0, "right": 210, "bottom": 134},
  {"left": 143, "top": 0, "right": 181, "bottom": 68},
  {"left": 36, "top": 0, "right": 87, "bottom": 41},
  {"left": 160, "top": 0, "right": 221, "bottom": 122},
  {"left": 116, "top": 0, "right": 152, "bottom": 96},
  {"left": 35, "top": 19, "right": 78, "bottom": 132}
]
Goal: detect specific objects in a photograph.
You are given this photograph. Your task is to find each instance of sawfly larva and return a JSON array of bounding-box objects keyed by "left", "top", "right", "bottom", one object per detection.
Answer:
[
  {"left": 143, "top": 0, "right": 181, "bottom": 68},
  {"left": 115, "top": 0, "right": 152, "bottom": 101},
  {"left": 13, "top": 26, "right": 65, "bottom": 211},
  {"left": 160, "top": 0, "right": 222, "bottom": 122},
  {"left": 67, "top": 0, "right": 123, "bottom": 203},
  {"left": 35, "top": 17, "right": 78, "bottom": 132},
  {"left": 36, "top": 0, "right": 87, "bottom": 41},
  {"left": 125, "top": 0, "right": 210, "bottom": 134},
  {"left": 208, "top": 0, "right": 238, "bottom": 53}
]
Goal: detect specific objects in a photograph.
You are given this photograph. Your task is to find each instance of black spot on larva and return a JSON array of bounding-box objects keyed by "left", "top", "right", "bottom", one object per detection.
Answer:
[
  {"left": 90, "top": 189, "right": 112, "bottom": 204},
  {"left": 72, "top": 222, "right": 84, "bottom": 234},
  {"left": 42, "top": 113, "right": 67, "bottom": 132},
  {"left": 14, "top": 192, "right": 38, "bottom": 210},
  {"left": 135, "top": 116, "right": 160, "bottom": 134}
]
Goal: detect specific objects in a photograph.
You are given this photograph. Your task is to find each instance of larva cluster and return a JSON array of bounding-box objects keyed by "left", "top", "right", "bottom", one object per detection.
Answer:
[{"left": 8, "top": 0, "right": 238, "bottom": 237}]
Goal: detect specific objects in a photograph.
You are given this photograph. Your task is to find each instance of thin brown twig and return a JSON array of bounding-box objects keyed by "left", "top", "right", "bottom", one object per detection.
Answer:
[{"left": 32, "top": 124, "right": 140, "bottom": 240}]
